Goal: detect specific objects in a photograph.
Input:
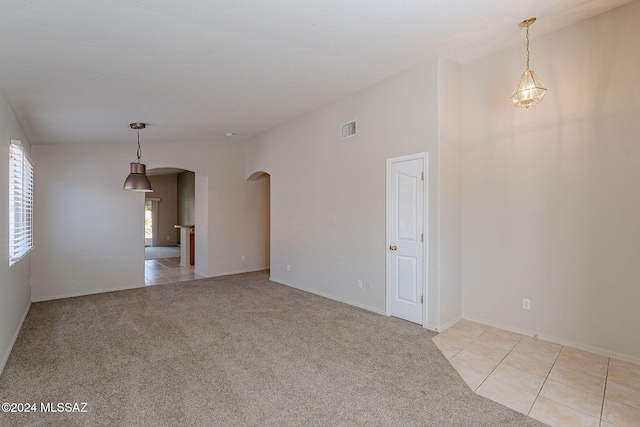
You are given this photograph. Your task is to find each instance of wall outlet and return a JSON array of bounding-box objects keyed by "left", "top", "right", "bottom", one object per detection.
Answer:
[
  {"left": 522, "top": 298, "right": 531, "bottom": 310},
  {"left": 286, "top": 264, "right": 291, "bottom": 272},
  {"left": 365, "top": 281, "right": 372, "bottom": 290},
  {"left": 357, "top": 280, "right": 363, "bottom": 289},
  {"left": 166, "top": 236, "right": 170, "bottom": 240},
  {"left": 241, "top": 255, "right": 246, "bottom": 262}
]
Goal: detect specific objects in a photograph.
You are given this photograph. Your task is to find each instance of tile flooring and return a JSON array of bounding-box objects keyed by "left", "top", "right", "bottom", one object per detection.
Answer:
[
  {"left": 144, "top": 257, "right": 202, "bottom": 286},
  {"left": 433, "top": 320, "right": 640, "bottom": 427}
]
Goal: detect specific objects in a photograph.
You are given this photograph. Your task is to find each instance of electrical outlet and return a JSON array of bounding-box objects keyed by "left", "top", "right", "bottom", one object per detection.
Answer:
[
  {"left": 522, "top": 298, "right": 531, "bottom": 310},
  {"left": 286, "top": 264, "right": 291, "bottom": 272},
  {"left": 357, "top": 280, "right": 363, "bottom": 289},
  {"left": 241, "top": 255, "right": 246, "bottom": 262},
  {"left": 365, "top": 281, "right": 372, "bottom": 290}
]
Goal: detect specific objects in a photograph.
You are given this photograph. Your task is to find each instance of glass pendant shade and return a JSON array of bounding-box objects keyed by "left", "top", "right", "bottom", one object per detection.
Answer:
[
  {"left": 511, "top": 69, "right": 547, "bottom": 108},
  {"left": 123, "top": 162, "right": 153, "bottom": 192}
]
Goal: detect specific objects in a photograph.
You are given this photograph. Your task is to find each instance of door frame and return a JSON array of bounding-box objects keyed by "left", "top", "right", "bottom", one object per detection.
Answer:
[{"left": 385, "top": 152, "right": 428, "bottom": 326}]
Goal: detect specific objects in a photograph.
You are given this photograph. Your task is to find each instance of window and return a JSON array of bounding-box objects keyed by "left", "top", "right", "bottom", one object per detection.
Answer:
[{"left": 9, "top": 140, "right": 33, "bottom": 265}]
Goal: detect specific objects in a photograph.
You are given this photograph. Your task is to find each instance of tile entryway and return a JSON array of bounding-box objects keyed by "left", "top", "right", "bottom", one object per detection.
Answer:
[
  {"left": 144, "top": 257, "right": 202, "bottom": 286},
  {"left": 433, "top": 320, "right": 640, "bottom": 427}
]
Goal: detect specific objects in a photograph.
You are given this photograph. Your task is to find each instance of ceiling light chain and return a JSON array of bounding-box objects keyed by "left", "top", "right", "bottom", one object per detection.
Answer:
[{"left": 525, "top": 23, "right": 530, "bottom": 70}]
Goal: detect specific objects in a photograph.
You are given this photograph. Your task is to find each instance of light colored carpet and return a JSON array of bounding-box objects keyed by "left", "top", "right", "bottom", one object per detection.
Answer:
[
  {"left": 0, "top": 271, "right": 546, "bottom": 426},
  {"left": 145, "top": 245, "right": 181, "bottom": 260}
]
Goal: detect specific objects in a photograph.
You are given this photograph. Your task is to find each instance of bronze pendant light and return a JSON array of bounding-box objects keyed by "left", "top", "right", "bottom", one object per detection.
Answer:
[{"left": 123, "top": 123, "right": 153, "bottom": 192}]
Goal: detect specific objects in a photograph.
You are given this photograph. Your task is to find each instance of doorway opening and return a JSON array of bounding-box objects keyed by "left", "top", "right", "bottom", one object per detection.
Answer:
[
  {"left": 143, "top": 168, "right": 206, "bottom": 286},
  {"left": 246, "top": 171, "right": 271, "bottom": 273}
]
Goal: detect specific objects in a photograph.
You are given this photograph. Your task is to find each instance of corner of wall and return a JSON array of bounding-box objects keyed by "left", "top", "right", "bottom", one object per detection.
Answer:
[
  {"left": 0, "top": 303, "right": 30, "bottom": 375},
  {"left": 436, "top": 57, "right": 463, "bottom": 329}
]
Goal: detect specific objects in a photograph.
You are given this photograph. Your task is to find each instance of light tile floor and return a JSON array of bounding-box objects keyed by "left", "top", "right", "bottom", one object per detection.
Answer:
[
  {"left": 144, "top": 257, "right": 202, "bottom": 286},
  {"left": 433, "top": 320, "right": 640, "bottom": 427}
]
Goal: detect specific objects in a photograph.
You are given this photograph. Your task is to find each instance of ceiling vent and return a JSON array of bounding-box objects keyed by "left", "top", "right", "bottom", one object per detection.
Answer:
[{"left": 340, "top": 120, "right": 357, "bottom": 139}]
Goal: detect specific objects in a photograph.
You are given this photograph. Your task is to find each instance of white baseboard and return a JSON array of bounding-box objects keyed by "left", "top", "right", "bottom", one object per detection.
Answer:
[
  {"left": 424, "top": 322, "right": 438, "bottom": 332},
  {"left": 197, "top": 266, "right": 270, "bottom": 278},
  {"left": 437, "top": 315, "right": 462, "bottom": 333},
  {"left": 207, "top": 267, "right": 270, "bottom": 278},
  {"left": 32, "top": 269, "right": 271, "bottom": 302},
  {"left": 0, "top": 303, "right": 30, "bottom": 375},
  {"left": 194, "top": 269, "right": 208, "bottom": 277},
  {"left": 463, "top": 314, "right": 640, "bottom": 365},
  {"left": 269, "top": 276, "right": 386, "bottom": 316},
  {"left": 31, "top": 283, "right": 145, "bottom": 302}
]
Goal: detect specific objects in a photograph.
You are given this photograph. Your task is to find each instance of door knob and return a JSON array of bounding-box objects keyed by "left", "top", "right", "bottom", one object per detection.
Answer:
[{"left": 390, "top": 245, "right": 398, "bottom": 251}]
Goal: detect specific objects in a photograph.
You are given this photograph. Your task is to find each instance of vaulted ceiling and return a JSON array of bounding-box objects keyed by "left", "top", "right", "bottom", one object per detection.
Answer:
[{"left": 0, "top": 0, "right": 632, "bottom": 145}]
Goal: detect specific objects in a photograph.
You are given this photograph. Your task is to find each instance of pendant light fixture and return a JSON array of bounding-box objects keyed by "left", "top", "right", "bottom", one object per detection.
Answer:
[
  {"left": 510, "top": 17, "right": 547, "bottom": 108},
  {"left": 123, "top": 123, "right": 153, "bottom": 192}
]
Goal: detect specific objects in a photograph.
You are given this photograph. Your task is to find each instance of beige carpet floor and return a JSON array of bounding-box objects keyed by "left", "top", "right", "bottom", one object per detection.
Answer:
[{"left": 0, "top": 271, "right": 546, "bottom": 426}]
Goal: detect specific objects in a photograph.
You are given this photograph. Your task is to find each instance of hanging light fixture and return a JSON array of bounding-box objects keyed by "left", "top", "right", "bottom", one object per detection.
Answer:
[
  {"left": 123, "top": 123, "right": 153, "bottom": 192},
  {"left": 510, "top": 17, "right": 547, "bottom": 108}
]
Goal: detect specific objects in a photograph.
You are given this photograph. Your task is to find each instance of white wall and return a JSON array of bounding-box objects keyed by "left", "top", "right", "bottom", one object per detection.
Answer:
[
  {"left": 245, "top": 59, "right": 446, "bottom": 328},
  {"left": 461, "top": 2, "right": 640, "bottom": 360},
  {"left": 31, "top": 139, "right": 270, "bottom": 301},
  {"left": 32, "top": 144, "right": 144, "bottom": 300},
  {"left": 0, "top": 92, "right": 33, "bottom": 374},
  {"left": 194, "top": 173, "right": 209, "bottom": 277}
]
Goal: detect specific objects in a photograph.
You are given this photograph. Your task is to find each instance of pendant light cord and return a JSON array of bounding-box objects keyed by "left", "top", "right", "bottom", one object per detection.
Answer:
[
  {"left": 135, "top": 128, "right": 142, "bottom": 163},
  {"left": 525, "top": 23, "right": 530, "bottom": 70}
]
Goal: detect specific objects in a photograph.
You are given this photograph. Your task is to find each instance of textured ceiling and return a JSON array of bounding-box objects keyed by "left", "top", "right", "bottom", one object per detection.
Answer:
[{"left": 0, "top": 0, "right": 632, "bottom": 145}]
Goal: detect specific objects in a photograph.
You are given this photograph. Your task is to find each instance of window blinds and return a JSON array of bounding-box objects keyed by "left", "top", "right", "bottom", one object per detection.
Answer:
[{"left": 9, "top": 141, "right": 33, "bottom": 265}]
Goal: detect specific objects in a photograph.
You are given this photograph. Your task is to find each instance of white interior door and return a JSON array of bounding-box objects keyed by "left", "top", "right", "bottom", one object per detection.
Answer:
[{"left": 387, "top": 154, "right": 426, "bottom": 324}]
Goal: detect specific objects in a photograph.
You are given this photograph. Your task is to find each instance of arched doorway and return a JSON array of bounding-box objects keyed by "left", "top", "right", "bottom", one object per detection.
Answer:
[
  {"left": 246, "top": 171, "right": 271, "bottom": 272},
  {"left": 143, "top": 167, "right": 207, "bottom": 285}
]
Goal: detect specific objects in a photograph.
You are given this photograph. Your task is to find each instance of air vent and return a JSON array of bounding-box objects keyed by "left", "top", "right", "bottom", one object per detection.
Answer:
[{"left": 340, "top": 120, "right": 357, "bottom": 139}]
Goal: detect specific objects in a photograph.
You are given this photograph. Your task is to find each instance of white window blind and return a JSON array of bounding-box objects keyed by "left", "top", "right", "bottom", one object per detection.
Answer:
[{"left": 9, "top": 140, "right": 33, "bottom": 265}]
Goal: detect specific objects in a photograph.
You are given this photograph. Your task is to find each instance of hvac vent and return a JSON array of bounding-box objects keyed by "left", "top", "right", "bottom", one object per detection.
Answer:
[{"left": 340, "top": 120, "right": 357, "bottom": 139}]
